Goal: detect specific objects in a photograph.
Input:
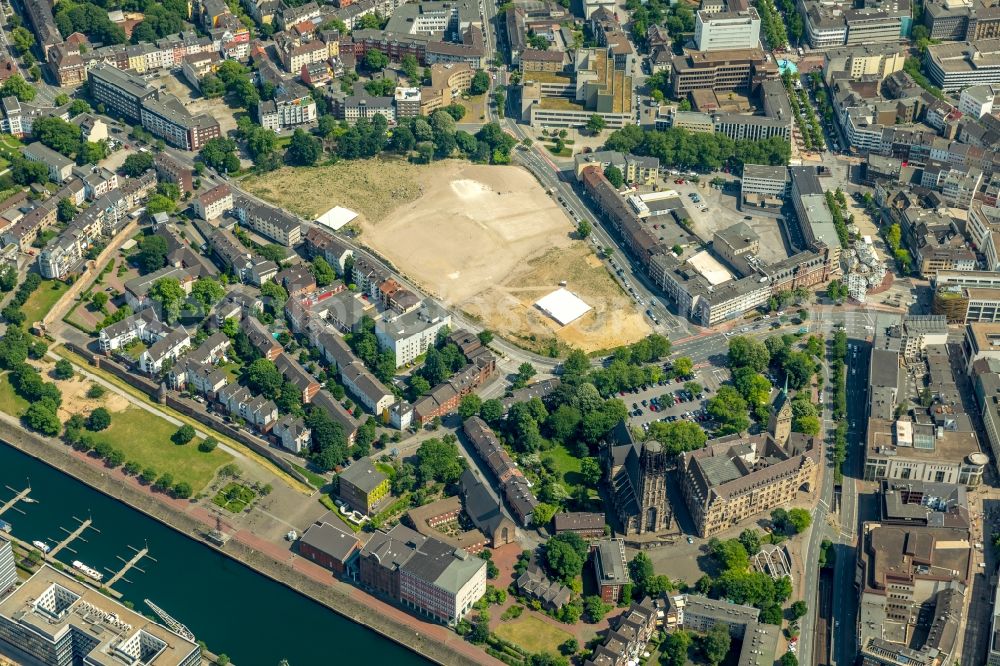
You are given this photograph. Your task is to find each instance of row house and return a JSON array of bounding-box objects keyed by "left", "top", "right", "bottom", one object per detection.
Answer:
[
  {"left": 218, "top": 384, "right": 279, "bottom": 432},
  {"left": 244, "top": 0, "right": 284, "bottom": 25},
  {"left": 462, "top": 417, "right": 538, "bottom": 525},
  {"left": 277, "top": 265, "right": 317, "bottom": 298},
  {"left": 376, "top": 279, "right": 421, "bottom": 314},
  {"left": 139, "top": 328, "right": 192, "bottom": 375},
  {"left": 212, "top": 287, "right": 264, "bottom": 327},
  {"left": 232, "top": 196, "right": 302, "bottom": 246},
  {"left": 303, "top": 226, "right": 353, "bottom": 273},
  {"left": 312, "top": 389, "right": 361, "bottom": 444},
  {"left": 241, "top": 315, "right": 283, "bottom": 360},
  {"left": 275, "top": 352, "right": 321, "bottom": 403},
  {"left": 73, "top": 165, "right": 118, "bottom": 201},
  {"left": 413, "top": 353, "right": 496, "bottom": 425},
  {"left": 170, "top": 357, "right": 229, "bottom": 396}
]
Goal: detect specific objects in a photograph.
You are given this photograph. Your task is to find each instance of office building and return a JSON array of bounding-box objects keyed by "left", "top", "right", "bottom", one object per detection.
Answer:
[
  {"left": 592, "top": 538, "right": 629, "bottom": 604},
  {"left": 338, "top": 459, "right": 391, "bottom": 515},
  {"left": 694, "top": 8, "right": 761, "bottom": 51},
  {"left": 669, "top": 47, "right": 778, "bottom": 97},
  {"left": 680, "top": 431, "right": 820, "bottom": 537},
  {"left": 926, "top": 39, "right": 1000, "bottom": 91},
  {"left": 359, "top": 524, "right": 486, "bottom": 625},
  {"left": 0, "top": 564, "right": 200, "bottom": 666}
]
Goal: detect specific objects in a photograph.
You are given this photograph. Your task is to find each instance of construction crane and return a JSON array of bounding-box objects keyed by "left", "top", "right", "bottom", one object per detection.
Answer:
[{"left": 144, "top": 599, "right": 196, "bottom": 642}]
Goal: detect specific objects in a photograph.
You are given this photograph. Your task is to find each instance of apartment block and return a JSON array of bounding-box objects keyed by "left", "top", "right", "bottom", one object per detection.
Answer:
[
  {"left": 375, "top": 301, "right": 452, "bottom": 367},
  {"left": 193, "top": 184, "right": 234, "bottom": 221},
  {"left": 339, "top": 459, "right": 390, "bottom": 515},
  {"left": 232, "top": 197, "right": 302, "bottom": 246}
]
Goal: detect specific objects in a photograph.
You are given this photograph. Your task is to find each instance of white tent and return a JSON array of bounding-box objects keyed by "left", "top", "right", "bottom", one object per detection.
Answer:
[
  {"left": 315, "top": 206, "right": 359, "bottom": 231},
  {"left": 535, "top": 288, "right": 592, "bottom": 325}
]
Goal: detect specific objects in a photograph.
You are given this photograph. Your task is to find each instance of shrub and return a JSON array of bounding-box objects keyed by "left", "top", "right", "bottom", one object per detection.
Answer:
[
  {"left": 86, "top": 384, "right": 105, "bottom": 399},
  {"left": 171, "top": 424, "right": 195, "bottom": 445},
  {"left": 53, "top": 359, "right": 74, "bottom": 379},
  {"left": 198, "top": 437, "right": 218, "bottom": 453}
]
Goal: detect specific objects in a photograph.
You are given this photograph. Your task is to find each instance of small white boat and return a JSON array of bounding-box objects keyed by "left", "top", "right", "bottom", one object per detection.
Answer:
[
  {"left": 0, "top": 519, "right": 11, "bottom": 533},
  {"left": 72, "top": 560, "right": 103, "bottom": 582},
  {"left": 32, "top": 540, "right": 50, "bottom": 554}
]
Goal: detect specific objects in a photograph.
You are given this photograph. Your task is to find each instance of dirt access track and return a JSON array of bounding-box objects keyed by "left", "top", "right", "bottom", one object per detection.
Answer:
[{"left": 357, "top": 162, "right": 650, "bottom": 353}]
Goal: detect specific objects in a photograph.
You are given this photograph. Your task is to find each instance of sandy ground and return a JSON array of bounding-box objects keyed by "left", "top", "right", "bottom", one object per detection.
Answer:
[
  {"left": 359, "top": 162, "right": 651, "bottom": 353},
  {"left": 32, "top": 358, "right": 129, "bottom": 420},
  {"left": 241, "top": 157, "right": 428, "bottom": 222}
]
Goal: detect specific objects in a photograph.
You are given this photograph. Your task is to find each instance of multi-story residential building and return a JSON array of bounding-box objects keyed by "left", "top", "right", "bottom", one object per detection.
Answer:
[
  {"left": 669, "top": 46, "right": 778, "bottom": 98},
  {"left": 241, "top": 315, "right": 282, "bottom": 361},
  {"left": 891, "top": 203, "right": 975, "bottom": 278},
  {"left": 680, "top": 430, "right": 820, "bottom": 537},
  {"left": 926, "top": 39, "right": 1000, "bottom": 91},
  {"left": 375, "top": 301, "right": 452, "bottom": 366},
  {"left": 87, "top": 64, "right": 220, "bottom": 150},
  {"left": 99, "top": 309, "right": 169, "bottom": 353},
  {"left": 258, "top": 88, "right": 318, "bottom": 132},
  {"left": 139, "top": 328, "right": 191, "bottom": 375},
  {"left": 340, "top": 361, "right": 394, "bottom": 416},
  {"left": 271, "top": 414, "right": 311, "bottom": 453},
  {"left": 278, "top": 38, "right": 329, "bottom": 74},
  {"left": 0, "top": 564, "right": 200, "bottom": 666},
  {"left": 303, "top": 226, "right": 353, "bottom": 273},
  {"left": 38, "top": 190, "right": 130, "bottom": 280},
  {"left": 990, "top": 576, "right": 1000, "bottom": 665},
  {"left": 339, "top": 459, "right": 391, "bottom": 515},
  {"left": 232, "top": 197, "right": 302, "bottom": 247},
  {"left": 592, "top": 538, "right": 629, "bottom": 604},
  {"left": 359, "top": 523, "right": 486, "bottom": 625},
  {"left": 208, "top": 227, "right": 279, "bottom": 287},
  {"left": 585, "top": 598, "right": 661, "bottom": 666},
  {"left": 275, "top": 352, "right": 321, "bottom": 403},
  {"left": 694, "top": 8, "right": 761, "bottom": 51},
  {"left": 154, "top": 153, "right": 194, "bottom": 194},
  {"left": 417, "top": 62, "right": 475, "bottom": 115},
  {"left": 462, "top": 417, "right": 539, "bottom": 525},
  {"left": 667, "top": 594, "right": 761, "bottom": 636},
  {"left": 193, "top": 184, "right": 234, "bottom": 221},
  {"left": 124, "top": 265, "right": 195, "bottom": 311}
]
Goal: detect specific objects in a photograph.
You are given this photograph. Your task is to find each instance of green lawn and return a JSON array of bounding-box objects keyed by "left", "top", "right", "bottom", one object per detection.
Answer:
[
  {"left": 494, "top": 616, "right": 573, "bottom": 656},
  {"left": 543, "top": 445, "right": 583, "bottom": 486},
  {"left": 0, "top": 373, "right": 29, "bottom": 417},
  {"left": 292, "top": 463, "right": 328, "bottom": 489},
  {"left": 89, "top": 406, "right": 231, "bottom": 493},
  {"left": 212, "top": 482, "right": 256, "bottom": 512},
  {"left": 21, "top": 279, "right": 70, "bottom": 324},
  {"left": 218, "top": 361, "right": 242, "bottom": 384}
]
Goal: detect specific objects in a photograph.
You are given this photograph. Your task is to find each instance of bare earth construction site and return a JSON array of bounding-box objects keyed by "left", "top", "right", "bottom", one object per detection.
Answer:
[{"left": 356, "top": 162, "right": 651, "bottom": 353}]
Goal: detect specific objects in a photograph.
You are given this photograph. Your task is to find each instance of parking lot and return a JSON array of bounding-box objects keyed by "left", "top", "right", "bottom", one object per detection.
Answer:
[{"left": 623, "top": 365, "right": 731, "bottom": 429}]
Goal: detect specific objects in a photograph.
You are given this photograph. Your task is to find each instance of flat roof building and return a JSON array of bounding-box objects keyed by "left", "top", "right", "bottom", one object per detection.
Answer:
[{"left": 0, "top": 564, "right": 200, "bottom": 666}]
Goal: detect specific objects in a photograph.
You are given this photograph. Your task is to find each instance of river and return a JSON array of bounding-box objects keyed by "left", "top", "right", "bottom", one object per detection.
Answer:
[{"left": 0, "top": 441, "right": 430, "bottom": 666}]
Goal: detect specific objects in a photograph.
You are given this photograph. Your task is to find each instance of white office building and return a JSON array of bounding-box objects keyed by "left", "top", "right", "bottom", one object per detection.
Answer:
[{"left": 694, "top": 9, "right": 761, "bottom": 51}]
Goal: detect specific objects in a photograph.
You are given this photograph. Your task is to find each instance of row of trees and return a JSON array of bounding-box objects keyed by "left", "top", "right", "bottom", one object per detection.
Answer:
[
  {"left": 604, "top": 125, "right": 790, "bottom": 173},
  {"left": 33, "top": 116, "right": 109, "bottom": 165}
]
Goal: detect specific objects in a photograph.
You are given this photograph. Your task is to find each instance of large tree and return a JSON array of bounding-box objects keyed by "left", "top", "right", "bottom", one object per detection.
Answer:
[
  {"left": 545, "top": 532, "right": 588, "bottom": 583},
  {"left": 415, "top": 438, "right": 466, "bottom": 485},
  {"left": 287, "top": 129, "right": 322, "bottom": 166},
  {"left": 149, "top": 277, "right": 184, "bottom": 323},
  {"left": 728, "top": 336, "right": 770, "bottom": 372},
  {"left": 246, "top": 358, "right": 283, "bottom": 399}
]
